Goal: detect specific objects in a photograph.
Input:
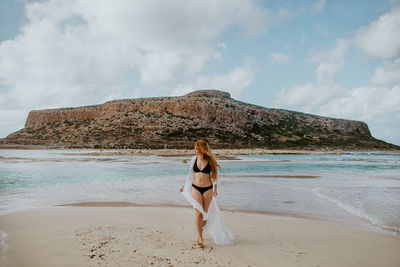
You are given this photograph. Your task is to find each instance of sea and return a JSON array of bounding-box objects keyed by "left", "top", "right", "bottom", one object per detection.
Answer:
[{"left": 0, "top": 149, "right": 399, "bottom": 238}]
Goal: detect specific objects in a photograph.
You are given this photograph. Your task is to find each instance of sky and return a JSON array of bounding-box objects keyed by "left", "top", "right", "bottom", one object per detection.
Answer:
[{"left": 0, "top": 0, "right": 400, "bottom": 146}]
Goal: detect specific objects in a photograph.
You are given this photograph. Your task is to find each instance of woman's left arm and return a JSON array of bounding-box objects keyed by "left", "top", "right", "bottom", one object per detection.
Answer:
[{"left": 212, "top": 171, "right": 218, "bottom": 197}]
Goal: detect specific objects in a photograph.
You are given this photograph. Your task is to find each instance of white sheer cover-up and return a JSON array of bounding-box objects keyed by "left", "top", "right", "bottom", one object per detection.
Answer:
[{"left": 180, "top": 156, "right": 234, "bottom": 245}]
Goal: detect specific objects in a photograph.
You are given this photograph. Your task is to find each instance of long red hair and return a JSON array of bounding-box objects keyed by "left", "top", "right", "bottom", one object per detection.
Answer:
[{"left": 195, "top": 140, "right": 220, "bottom": 183}]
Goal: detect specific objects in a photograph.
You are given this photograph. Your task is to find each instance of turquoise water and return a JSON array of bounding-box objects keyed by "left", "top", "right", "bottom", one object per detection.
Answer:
[{"left": 0, "top": 150, "right": 399, "bottom": 237}]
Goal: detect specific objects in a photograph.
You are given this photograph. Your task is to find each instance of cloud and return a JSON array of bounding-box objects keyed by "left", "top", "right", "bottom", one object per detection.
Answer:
[
  {"left": 272, "top": 8, "right": 296, "bottom": 26},
  {"left": 0, "top": 0, "right": 284, "bottom": 137},
  {"left": 269, "top": 52, "right": 291, "bottom": 64},
  {"left": 139, "top": 51, "right": 183, "bottom": 87},
  {"left": 319, "top": 85, "right": 400, "bottom": 121},
  {"left": 171, "top": 58, "right": 255, "bottom": 98},
  {"left": 354, "top": 5, "right": 400, "bottom": 59},
  {"left": 371, "top": 58, "right": 400, "bottom": 85},
  {"left": 311, "top": 0, "right": 326, "bottom": 15},
  {"left": 217, "top": 42, "right": 227, "bottom": 50},
  {"left": 272, "top": 5, "right": 400, "bottom": 145},
  {"left": 275, "top": 33, "right": 400, "bottom": 122},
  {"left": 275, "top": 82, "right": 400, "bottom": 142},
  {"left": 315, "top": 62, "right": 341, "bottom": 84},
  {"left": 275, "top": 83, "right": 344, "bottom": 112},
  {"left": 275, "top": 38, "right": 350, "bottom": 110},
  {"left": 308, "top": 38, "right": 350, "bottom": 63},
  {"left": 309, "top": 38, "right": 350, "bottom": 83},
  {"left": 273, "top": 6, "right": 400, "bottom": 146},
  {"left": 0, "top": 0, "right": 274, "bottom": 102}
]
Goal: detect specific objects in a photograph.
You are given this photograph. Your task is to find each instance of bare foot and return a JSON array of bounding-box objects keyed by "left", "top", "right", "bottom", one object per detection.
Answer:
[{"left": 197, "top": 237, "right": 204, "bottom": 248}]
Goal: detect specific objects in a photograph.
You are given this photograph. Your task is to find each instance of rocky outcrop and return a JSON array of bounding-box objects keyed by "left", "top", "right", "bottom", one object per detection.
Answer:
[{"left": 1, "top": 90, "right": 397, "bottom": 149}]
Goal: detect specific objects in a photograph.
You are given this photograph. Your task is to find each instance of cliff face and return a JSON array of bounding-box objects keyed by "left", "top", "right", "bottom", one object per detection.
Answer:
[{"left": 1, "top": 90, "right": 397, "bottom": 149}]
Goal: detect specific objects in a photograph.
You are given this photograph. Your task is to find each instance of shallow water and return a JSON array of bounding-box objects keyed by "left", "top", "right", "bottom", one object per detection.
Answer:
[{"left": 0, "top": 149, "right": 399, "bottom": 237}]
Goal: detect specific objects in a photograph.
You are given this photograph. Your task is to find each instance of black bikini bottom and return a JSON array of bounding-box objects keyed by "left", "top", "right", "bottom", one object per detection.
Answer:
[{"left": 192, "top": 184, "right": 213, "bottom": 195}]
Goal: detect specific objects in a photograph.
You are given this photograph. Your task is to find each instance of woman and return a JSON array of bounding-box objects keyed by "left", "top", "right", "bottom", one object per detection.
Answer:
[{"left": 179, "top": 140, "right": 234, "bottom": 247}]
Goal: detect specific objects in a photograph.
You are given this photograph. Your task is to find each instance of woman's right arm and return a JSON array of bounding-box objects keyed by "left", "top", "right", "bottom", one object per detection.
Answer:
[{"left": 180, "top": 156, "right": 195, "bottom": 192}]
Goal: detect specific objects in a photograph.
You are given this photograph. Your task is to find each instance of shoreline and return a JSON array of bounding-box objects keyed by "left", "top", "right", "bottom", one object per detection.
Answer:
[
  {"left": 1, "top": 145, "right": 400, "bottom": 155},
  {"left": 57, "top": 201, "right": 400, "bottom": 239},
  {"left": 2, "top": 200, "right": 398, "bottom": 240},
  {"left": 1, "top": 205, "right": 400, "bottom": 267},
  {"left": 3, "top": 148, "right": 399, "bottom": 163}
]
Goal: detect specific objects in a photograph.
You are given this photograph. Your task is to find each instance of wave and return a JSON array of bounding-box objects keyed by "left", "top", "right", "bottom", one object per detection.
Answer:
[
  {"left": 313, "top": 187, "right": 400, "bottom": 237},
  {"left": 222, "top": 174, "right": 320, "bottom": 179}
]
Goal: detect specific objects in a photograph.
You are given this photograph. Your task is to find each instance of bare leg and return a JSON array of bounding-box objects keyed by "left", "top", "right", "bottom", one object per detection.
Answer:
[
  {"left": 195, "top": 209, "right": 203, "bottom": 245},
  {"left": 201, "top": 219, "right": 207, "bottom": 229},
  {"left": 191, "top": 187, "right": 204, "bottom": 244},
  {"left": 201, "top": 188, "right": 213, "bottom": 229}
]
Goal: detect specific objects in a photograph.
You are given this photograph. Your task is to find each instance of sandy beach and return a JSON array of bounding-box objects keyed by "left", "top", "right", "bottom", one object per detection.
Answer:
[{"left": 1, "top": 205, "right": 399, "bottom": 267}]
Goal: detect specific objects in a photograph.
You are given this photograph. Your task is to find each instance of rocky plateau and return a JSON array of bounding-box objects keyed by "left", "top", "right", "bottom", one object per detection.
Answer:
[{"left": 1, "top": 90, "right": 398, "bottom": 150}]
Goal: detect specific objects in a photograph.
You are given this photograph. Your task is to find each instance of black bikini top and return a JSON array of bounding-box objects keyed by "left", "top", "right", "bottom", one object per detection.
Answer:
[{"left": 193, "top": 157, "right": 211, "bottom": 174}]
